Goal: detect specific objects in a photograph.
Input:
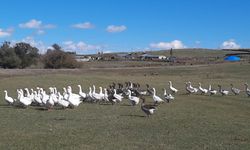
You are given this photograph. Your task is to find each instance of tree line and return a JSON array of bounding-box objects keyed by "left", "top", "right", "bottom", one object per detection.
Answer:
[{"left": 0, "top": 42, "right": 80, "bottom": 69}]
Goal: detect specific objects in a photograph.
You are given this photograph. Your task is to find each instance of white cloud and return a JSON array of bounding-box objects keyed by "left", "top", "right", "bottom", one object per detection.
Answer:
[
  {"left": 63, "top": 41, "right": 101, "bottom": 51},
  {"left": 19, "top": 19, "right": 42, "bottom": 29},
  {"left": 220, "top": 39, "right": 240, "bottom": 49},
  {"left": 19, "top": 19, "right": 56, "bottom": 35},
  {"left": 106, "top": 25, "right": 127, "bottom": 33},
  {"left": 0, "top": 28, "right": 13, "bottom": 38},
  {"left": 150, "top": 40, "right": 186, "bottom": 49},
  {"left": 72, "top": 22, "right": 95, "bottom": 29},
  {"left": 21, "top": 36, "right": 47, "bottom": 53}
]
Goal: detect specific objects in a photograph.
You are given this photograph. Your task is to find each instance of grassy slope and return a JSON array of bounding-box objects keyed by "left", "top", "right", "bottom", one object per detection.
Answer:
[
  {"left": 148, "top": 49, "right": 231, "bottom": 57},
  {"left": 0, "top": 63, "right": 250, "bottom": 150}
]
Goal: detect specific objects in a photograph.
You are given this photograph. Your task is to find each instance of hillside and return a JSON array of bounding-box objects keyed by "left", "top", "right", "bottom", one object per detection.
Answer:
[{"left": 147, "top": 48, "right": 231, "bottom": 58}]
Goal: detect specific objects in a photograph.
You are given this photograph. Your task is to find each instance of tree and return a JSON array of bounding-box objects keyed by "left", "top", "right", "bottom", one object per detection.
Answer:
[
  {"left": 14, "top": 42, "right": 39, "bottom": 68},
  {"left": 43, "top": 44, "right": 80, "bottom": 69},
  {"left": 0, "top": 42, "right": 21, "bottom": 68}
]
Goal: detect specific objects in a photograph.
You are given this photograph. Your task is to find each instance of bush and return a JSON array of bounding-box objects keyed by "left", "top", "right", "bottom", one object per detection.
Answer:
[
  {"left": 43, "top": 44, "right": 80, "bottom": 69},
  {"left": 0, "top": 42, "right": 21, "bottom": 68},
  {"left": 0, "top": 42, "right": 39, "bottom": 68}
]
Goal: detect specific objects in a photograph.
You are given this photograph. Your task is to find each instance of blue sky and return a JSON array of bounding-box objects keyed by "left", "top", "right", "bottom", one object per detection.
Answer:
[{"left": 0, "top": 0, "right": 250, "bottom": 54}]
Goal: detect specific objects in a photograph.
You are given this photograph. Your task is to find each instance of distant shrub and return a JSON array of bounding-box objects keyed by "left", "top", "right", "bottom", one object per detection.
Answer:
[
  {"left": 0, "top": 41, "right": 39, "bottom": 68},
  {"left": 43, "top": 44, "right": 80, "bottom": 69}
]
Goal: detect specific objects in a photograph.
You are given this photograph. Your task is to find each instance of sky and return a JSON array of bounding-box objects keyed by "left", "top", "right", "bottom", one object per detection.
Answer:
[{"left": 0, "top": 0, "right": 250, "bottom": 54}]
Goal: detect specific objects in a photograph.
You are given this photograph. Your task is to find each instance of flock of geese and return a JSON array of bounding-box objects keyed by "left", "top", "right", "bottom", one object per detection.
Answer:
[{"left": 3, "top": 81, "right": 250, "bottom": 117}]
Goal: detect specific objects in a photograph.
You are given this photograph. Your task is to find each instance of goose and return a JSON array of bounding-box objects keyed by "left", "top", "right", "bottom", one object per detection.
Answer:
[
  {"left": 188, "top": 81, "right": 198, "bottom": 93},
  {"left": 104, "top": 88, "right": 116, "bottom": 105},
  {"left": 141, "top": 98, "right": 157, "bottom": 117},
  {"left": 169, "top": 81, "right": 178, "bottom": 94},
  {"left": 198, "top": 83, "right": 208, "bottom": 94},
  {"left": 57, "top": 92, "right": 69, "bottom": 108},
  {"left": 185, "top": 82, "right": 196, "bottom": 94},
  {"left": 41, "top": 90, "right": 50, "bottom": 105},
  {"left": 99, "top": 87, "right": 105, "bottom": 100},
  {"left": 208, "top": 85, "right": 217, "bottom": 95},
  {"left": 45, "top": 92, "right": 55, "bottom": 110},
  {"left": 113, "top": 89, "right": 123, "bottom": 102},
  {"left": 18, "top": 90, "right": 32, "bottom": 107},
  {"left": 24, "top": 88, "right": 33, "bottom": 100},
  {"left": 30, "top": 89, "right": 35, "bottom": 103},
  {"left": 128, "top": 90, "right": 140, "bottom": 106},
  {"left": 87, "top": 87, "right": 94, "bottom": 101},
  {"left": 218, "top": 85, "right": 229, "bottom": 96},
  {"left": 4, "top": 90, "right": 15, "bottom": 105},
  {"left": 244, "top": 83, "right": 250, "bottom": 97},
  {"left": 33, "top": 91, "right": 43, "bottom": 105},
  {"left": 163, "top": 88, "right": 174, "bottom": 103},
  {"left": 67, "top": 86, "right": 82, "bottom": 108},
  {"left": 152, "top": 88, "right": 164, "bottom": 104},
  {"left": 230, "top": 84, "right": 240, "bottom": 95},
  {"left": 63, "top": 87, "right": 69, "bottom": 100},
  {"left": 92, "top": 86, "right": 104, "bottom": 101},
  {"left": 49, "top": 87, "right": 58, "bottom": 104},
  {"left": 78, "top": 85, "right": 87, "bottom": 99}
]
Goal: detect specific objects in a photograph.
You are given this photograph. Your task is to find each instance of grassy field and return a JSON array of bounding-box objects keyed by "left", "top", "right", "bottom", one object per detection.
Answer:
[{"left": 0, "top": 62, "right": 250, "bottom": 150}]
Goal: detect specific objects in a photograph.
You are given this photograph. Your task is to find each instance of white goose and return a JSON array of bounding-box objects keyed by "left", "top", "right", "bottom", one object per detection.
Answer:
[
  {"left": 78, "top": 85, "right": 87, "bottom": 99},
  {"left": 169, "top": 81, "right": 178, "bottom": 94},
  {"left": 163, "top": 88, "right": 174, "bottom": 102},
  {"left": 67, "top": 86, "right": 82, "bottom": 107},
  {"left": 4, "top": 90, "right": 15, "bottom": 105},
  {"left": 57, "top": 92, "right": 69, "bottom": 108},
  {"left": 152, "top": 88, "right": 164, "bottom": 104},
  {"left": 188, "top": 81, "right": 198, "bottom": 93},
  {"left": 18, "top": 90, "right": 32, "bottom": 107},
  {"left": 244, "top": 83, "right": 250, "bottom": 97},
  {"left": 88, "top": 87, "right": 94, "bottom": 100},
  {"left": 24, "top": 88, "right": 34, "bottom": 101},
  {"left": 33, "top": 91, "right": 43, "bottom": 105},
  {"left": 49, "top": 87, "right": 58, "bottom": 104},
  {"left": 41, "top": 89, "right": 49, "bottom": 105},
  {"left": 113, "top": 89, "right": 123, "bottom": 102},
  {"left": 218, "top": 85, "right": 229, "bottom": 96},
  {"left": 128, "top": 90, "right": 140, "bottom": 106},
  {"left": 45, "top": 92, "right": 55, "bottom": 109},
  {"left": 185, "top": 82, "right": 196, "bottom": 94},
  {"left": 208, "top": 85, "right": 217, "bottom": 95},
  {"left": 92, "top": 85, "right": 104, "bottom": 101},
  {"left": 63, "top": 87, "right": 69, "bottom": 100},
  {"left": 99, "top": 87, "right": 105, "bottom": 100},
  {"left": 198, "top": 83, "right": 208, "bottom": 94}
]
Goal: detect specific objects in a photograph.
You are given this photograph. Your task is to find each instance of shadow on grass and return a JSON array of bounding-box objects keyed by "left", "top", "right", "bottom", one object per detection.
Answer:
[
  {"left": 34, "top": 107, "right": 49, "bottom": 111},
  {"left": 120, "top": 114, "right": 146, "bottom": 118},
  {"left": 98, "top": 103, "right": 113, "bottom": 106},
  {"left": 120, "top": 104, "right": 132, "bottom": 107}
]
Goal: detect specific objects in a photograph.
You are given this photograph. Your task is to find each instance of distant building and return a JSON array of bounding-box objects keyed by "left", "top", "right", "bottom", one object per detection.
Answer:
[
  {"left": 75, "top": 55, "right": 92, "bottom": 62},
  {"left": 140, "top": 54, "right": 167, "bottom": 61}
]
